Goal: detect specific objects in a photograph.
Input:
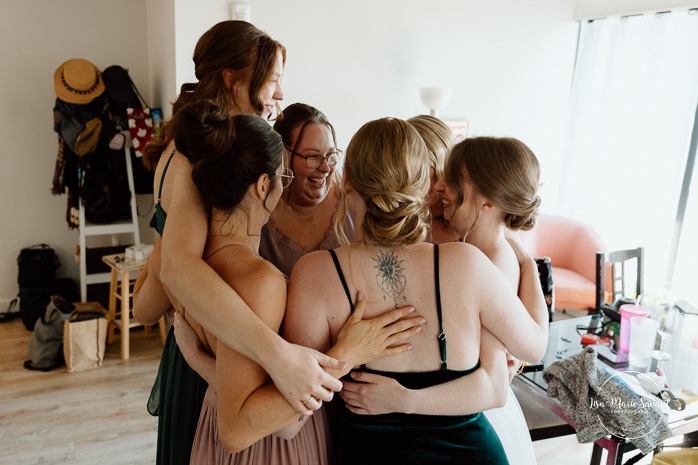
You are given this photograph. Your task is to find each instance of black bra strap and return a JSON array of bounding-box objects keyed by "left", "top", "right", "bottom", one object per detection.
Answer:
[
  {"left": 157, "top": 149, "right": 177, "bottom": 200},
  {"left": 329, "top": 249, "right": 355, "bottom": 313},
  {"left": 434, "top": 244, "right": 447, "bottom": 370}
]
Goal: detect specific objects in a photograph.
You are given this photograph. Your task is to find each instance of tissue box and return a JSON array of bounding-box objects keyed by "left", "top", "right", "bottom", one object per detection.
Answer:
[{"left": 125, "top": 243, "right": 154, "bottom": 260}]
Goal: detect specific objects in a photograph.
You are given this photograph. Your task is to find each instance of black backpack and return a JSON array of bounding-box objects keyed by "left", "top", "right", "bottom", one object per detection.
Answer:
[
  {"left": 78, "top": 148, "right": 132, "bottom": 224},
  {"left": 17, "top": 244, "right": 60, "bottom": 287},
  {"left": 16, "top": 244, "right": 78, "bottom": 331}
]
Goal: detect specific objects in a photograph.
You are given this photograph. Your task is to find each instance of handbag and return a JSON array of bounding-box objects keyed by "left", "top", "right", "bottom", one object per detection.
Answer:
[
  {"left": 24, "top": 295, "right": 75, "bottom": 371},
  {"left": 122, "top": 72, "right": 158, "bottom": 159},
  {"left": 127, "top": 107, "right": 154, "bottom": 158},
  {"left": 63, "top": 303, "right": 108, "bottom": 373}
]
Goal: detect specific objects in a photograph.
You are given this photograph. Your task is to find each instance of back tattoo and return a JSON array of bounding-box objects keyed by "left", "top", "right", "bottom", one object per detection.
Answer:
[{"left": 372, "top": 249, "right": 407, "bottom": 308}]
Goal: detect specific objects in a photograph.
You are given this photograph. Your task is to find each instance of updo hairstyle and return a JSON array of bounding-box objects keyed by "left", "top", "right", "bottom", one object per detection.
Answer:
[
  {"left": 343, "top": 118, "right": 431, "bottom": 247},
  {"left": 145, "top": 20, "right": 286, "bottom": 168},
  {"left": 173, "top": 100, "right": 285, "bottom": 214},
  {"left": 443, "top": 136, "right": 541, "bottom": 231},
  {"left": 407, "top": 114, "right": 453, "bottom": 180}
]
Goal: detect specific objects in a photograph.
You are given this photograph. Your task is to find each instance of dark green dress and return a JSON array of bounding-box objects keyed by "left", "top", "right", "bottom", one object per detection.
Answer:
[
  {"left": 148, "top": 148, "right": 208, "bottom": 465},
  {"left": 327, "top": 246, "right": 510, "bottom": 465}
]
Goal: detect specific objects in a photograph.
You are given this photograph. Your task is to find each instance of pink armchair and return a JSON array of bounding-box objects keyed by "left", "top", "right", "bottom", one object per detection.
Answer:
[{"left": 519, "top": 214, "right": 607, "bottom": 313}]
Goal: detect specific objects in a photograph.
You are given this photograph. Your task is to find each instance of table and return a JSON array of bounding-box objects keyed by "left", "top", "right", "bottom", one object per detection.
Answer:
[
  {"left": 101, "top": 253, "right": 166, "bottom": 360},
  {"left": 514, "top": 314, "right": 698, "bottom": 465}
]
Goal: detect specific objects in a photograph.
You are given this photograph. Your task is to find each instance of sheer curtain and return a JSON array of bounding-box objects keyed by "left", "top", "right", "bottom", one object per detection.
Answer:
[{"left": 557, "top": 11, "right": 698, "bottom": 302}]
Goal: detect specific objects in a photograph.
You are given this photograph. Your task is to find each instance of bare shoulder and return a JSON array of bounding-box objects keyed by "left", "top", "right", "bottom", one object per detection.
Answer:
[
  {"left": 437, "top": 242, "right": 498, "bottom": 286},
  {"left": 289, "top": 248, "right": 335, "bottom": 282},
  {"left": 437, "top": 241, "right": 488, "bottom": 263},
  {"left": 208, "top": 250, "right": 287, "bottom": 328}
]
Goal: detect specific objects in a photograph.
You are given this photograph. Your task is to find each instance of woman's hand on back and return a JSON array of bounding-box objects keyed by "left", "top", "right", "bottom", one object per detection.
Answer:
[{"left": 329, "top": 292, "right": 425, "bottom": 373}]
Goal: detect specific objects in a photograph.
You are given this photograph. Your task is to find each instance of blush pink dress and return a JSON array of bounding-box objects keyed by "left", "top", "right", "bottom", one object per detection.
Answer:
[{"left": 189, "top": 387, "right": 333, "bottom": 465}]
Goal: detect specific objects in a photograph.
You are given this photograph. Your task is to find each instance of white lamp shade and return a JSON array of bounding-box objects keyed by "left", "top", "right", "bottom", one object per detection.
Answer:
[{"left": 419, "top": 87, "right": 453, "bottom": 115}]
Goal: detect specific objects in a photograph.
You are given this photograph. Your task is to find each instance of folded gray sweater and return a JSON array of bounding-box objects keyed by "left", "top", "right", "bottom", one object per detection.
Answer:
[{"left": 542, "top": 347, "right": 673, "bottom": 454}]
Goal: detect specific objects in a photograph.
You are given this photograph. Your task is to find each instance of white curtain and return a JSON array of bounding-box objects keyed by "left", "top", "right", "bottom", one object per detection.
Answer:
[{"left": 557, "top": 11, "right": 698, "bottom": 303}]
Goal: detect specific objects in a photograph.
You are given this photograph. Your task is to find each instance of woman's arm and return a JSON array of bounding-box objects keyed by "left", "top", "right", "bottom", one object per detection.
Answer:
[
  {"left": 453, "top": 243, "right": 548, "bottom": 362},
  {"left": 133, "top": 240, "right": 173, "bottom": 326},
  {"left": 159, "top": 158, "right": 343, "bottom": 414},
  {"left": 339, "top": 328, "right": 509, "bottom": 415},
  {"left": 173, "top": 311, "right": 215, "bottom": 385},
  {"left": 216, "top": 267, "right": 303, "bottom": 453}
]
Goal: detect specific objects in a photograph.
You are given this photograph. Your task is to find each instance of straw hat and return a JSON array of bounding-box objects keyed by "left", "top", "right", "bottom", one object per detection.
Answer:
[{"left": 54, "top": 58, "right": 106, "bottom": 104}]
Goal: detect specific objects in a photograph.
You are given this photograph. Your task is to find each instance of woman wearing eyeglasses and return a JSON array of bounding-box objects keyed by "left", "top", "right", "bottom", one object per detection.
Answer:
[{"left": 259, "top": 103, "right": 355, "bottom": 277}]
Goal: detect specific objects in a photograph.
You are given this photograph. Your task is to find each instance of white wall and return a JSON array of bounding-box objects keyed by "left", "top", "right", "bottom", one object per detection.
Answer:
[
  {"left": 172, "top": 0, "right": 579, "bottom": 215},
  {"left": 0, "top": 0, "right": 580, "bottom": 303},
  {"left": 0, "top": 0, "right": 153, "bottom": 303}
]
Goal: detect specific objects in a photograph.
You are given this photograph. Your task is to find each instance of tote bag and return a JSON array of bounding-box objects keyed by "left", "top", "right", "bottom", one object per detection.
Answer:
[{"left": 63, "top": 305, "right": 107, "bottom": 373}]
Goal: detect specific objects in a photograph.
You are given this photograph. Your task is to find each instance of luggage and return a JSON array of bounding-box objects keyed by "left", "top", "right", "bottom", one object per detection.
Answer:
[{"left": 17, "top": 244, "right": 60, "bottom": 287}]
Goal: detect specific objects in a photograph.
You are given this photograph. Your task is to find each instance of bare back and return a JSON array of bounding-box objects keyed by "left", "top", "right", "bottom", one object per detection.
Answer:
[{"left": 287, "top": 242, "right": 500, "bottom": 374}]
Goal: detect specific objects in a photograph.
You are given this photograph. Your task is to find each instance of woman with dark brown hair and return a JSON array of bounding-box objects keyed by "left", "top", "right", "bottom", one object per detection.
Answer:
[
  {"left": 132, "top": 21, "right": 347, "bottom": 465},
  {"left": 258, "top": 103, "right": 354, "bottom": 276}
]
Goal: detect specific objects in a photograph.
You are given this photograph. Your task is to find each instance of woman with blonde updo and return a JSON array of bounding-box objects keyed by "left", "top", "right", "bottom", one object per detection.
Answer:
[
  {"left": 283, "top": 118, "right": 549, "bottom": 464},
  {"left": 338, "top": 126, "right": 541, "bottom": 465},
  {"left": 406, "top": 115, "right": 459, "bottom": 243}
]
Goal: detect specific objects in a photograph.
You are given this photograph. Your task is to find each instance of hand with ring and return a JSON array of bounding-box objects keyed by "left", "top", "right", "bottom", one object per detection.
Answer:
[{"left": 301, "top": 395, "right": 320, "bottom": 407}]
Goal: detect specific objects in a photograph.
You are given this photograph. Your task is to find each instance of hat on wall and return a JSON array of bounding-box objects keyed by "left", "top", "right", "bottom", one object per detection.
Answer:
[{"left": 54, "top": 58, "right": 106, "bottom": 104}]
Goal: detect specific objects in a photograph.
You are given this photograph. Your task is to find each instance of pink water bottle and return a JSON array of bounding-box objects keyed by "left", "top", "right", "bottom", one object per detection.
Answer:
[{"left": 619, "top": 304, "right": 649, "bottom": 352}]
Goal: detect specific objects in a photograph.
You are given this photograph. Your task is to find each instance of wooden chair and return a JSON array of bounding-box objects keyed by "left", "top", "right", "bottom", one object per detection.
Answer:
[{"left": 595, "top": 247, "right": 644, "bottom": 312}]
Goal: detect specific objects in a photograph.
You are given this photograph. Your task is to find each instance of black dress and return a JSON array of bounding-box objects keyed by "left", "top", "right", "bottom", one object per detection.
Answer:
[{"left": 327, "top": 246, "right": 509, "bottom": 465}]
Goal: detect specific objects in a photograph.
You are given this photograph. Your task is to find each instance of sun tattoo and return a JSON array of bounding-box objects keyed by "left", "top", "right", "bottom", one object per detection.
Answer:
[{"left": 372, "top": 249, "right": 407, "bottom": 308}]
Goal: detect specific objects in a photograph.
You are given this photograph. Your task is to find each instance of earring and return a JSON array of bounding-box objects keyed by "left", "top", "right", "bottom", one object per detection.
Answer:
[{"left": 233, "top": 87, "right": 238, "bottom": 96}]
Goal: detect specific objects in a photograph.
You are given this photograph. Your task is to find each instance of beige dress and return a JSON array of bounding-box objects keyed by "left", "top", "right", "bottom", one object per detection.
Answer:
[
  {"left": 190, "top": 387, "right": 333, "bottom": 465},
  {"left": 259, "top": 195, "right": 355, "bottom": 278}
]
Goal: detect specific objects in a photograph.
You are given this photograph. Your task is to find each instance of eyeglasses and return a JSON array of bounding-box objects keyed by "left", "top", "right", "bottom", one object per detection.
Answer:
[
  {"left": 277, "top": 168, "right": 295, "bottom": 188},
  {"left": 291, "top": 149, "right": 343, "bottom": 169}
]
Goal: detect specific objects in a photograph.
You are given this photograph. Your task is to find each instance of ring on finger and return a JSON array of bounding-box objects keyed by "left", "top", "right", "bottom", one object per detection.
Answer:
[{"left": 301, "top": 395, "right": 314, "bottom": 405}]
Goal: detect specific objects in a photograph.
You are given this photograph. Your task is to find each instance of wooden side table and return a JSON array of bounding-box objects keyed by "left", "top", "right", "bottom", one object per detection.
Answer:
[{"left": 101, "top": 253, "right": 166, "bottom": 360}]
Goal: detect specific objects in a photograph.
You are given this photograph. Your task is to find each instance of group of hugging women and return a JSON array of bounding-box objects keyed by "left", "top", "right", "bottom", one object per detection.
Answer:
[{"left": 131, "top": 19, "right": 549, "bottom": 465}]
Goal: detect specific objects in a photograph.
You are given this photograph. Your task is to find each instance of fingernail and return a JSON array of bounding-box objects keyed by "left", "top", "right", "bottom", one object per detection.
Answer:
[
  {"left": 416, "top": 326, "right": 423, "bottom": 332},
  {"left": 408, "top": 307, "right": 415, "bottom": 313},
  {"left": 357, "top": 291, "right": 364, "bottom": 301},
  {"left": 418, "top": 318, "right": 426, "bottom": 324}
]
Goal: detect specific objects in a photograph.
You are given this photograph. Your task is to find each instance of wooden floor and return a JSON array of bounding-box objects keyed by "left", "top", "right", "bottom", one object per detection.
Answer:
[{"left": 0, "top": 318, "right": 161, "bottom": 465}]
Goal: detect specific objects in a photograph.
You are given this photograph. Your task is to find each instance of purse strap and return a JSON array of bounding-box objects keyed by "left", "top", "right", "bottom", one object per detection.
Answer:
[{"left": 126, "top": 72, "right": 149, "bottom": 108}]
